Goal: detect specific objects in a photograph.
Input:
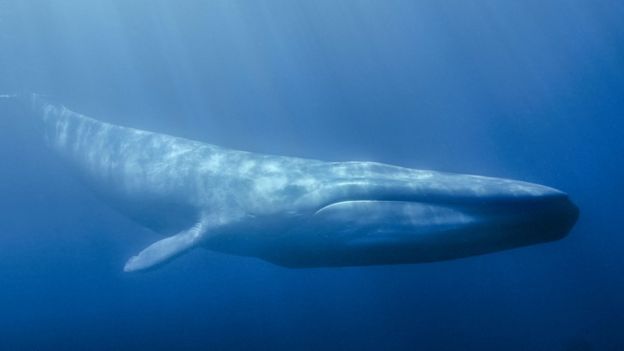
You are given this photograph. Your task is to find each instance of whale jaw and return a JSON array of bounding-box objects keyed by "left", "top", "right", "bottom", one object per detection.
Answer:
[{"left": 246, "top": 178, "right": 579, "bottom": 268}]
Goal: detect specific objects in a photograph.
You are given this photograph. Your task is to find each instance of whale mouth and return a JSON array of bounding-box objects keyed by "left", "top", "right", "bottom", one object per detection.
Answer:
[
  {"left": 314, "top": 200, "right": 476, "bottom": 235},
  {"left": 267, "top": 195, "right": 578, "bottom": 268},
  {"left": 311, "top": 192, "right": 579, "bottom": 245}
]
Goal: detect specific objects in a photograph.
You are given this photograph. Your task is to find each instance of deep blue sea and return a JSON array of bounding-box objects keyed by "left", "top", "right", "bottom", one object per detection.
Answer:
[{"left": 1, "top": 1, "right": 623, "bottom": 350}]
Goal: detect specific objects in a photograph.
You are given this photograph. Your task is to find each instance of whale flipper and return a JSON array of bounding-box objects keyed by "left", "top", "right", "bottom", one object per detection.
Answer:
[{"left": 124, "top": 221, "right": 208, "bottom": 272}]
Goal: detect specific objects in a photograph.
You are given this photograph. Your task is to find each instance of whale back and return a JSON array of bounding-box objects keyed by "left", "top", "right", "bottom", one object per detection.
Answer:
[{"left": 27, "top": 95, "right": 209, "bottom": 233}]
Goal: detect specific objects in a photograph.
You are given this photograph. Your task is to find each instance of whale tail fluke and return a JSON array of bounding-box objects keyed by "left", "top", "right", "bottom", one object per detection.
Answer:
[
  {"left": 0, "top": 94, "right": 21, "bottom": 108},
  {"left": 0, "top": 93, "right": 50, "bottom": 114},
  {"left": 0, "top": 93, "right": 34, "bottom": 102}
]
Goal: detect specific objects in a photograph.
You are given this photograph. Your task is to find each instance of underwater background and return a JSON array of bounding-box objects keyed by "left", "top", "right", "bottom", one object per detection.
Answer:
[{"left": 0, "top": 1, "right": 623, "bottom": 350}]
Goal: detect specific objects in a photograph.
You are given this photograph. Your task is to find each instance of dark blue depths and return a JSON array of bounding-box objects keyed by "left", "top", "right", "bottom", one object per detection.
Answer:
[{"left": 0, "top": 1, "right": 623, "bottom": 350}]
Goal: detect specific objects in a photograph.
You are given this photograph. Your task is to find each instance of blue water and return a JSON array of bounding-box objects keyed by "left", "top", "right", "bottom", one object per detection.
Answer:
[{"left": 1, "top": 1, "right": 623, "bottom": 350}]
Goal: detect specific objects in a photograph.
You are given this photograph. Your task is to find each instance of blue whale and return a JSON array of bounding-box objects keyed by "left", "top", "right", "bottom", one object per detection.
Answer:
[{"left": 14, "top": 94, "right": 578, "bottom": 272}]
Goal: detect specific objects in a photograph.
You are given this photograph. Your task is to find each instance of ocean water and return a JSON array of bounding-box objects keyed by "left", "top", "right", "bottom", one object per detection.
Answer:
[{"left": 0, "top": 1, "right": 623, "bottom": 350}]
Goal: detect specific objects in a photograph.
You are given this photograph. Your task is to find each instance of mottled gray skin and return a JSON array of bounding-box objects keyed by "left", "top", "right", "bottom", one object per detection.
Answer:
[{"left": 26, "top": 95, "right": 578, "bottom": 272}]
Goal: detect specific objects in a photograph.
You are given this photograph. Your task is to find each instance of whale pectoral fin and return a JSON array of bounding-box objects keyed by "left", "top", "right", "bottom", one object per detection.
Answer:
[{"left": 123, "top": 223, "right": 206, "bottom": 272}]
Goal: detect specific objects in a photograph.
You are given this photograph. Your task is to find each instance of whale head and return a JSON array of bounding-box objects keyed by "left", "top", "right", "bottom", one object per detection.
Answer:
[{"left": 254, "top": 162, "right": 579, "bottom": 267}]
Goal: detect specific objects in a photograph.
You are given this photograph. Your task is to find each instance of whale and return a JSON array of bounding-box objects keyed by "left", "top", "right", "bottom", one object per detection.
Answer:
[{"left": 8, "top": 94, "right": 578, "bottom": 272}]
